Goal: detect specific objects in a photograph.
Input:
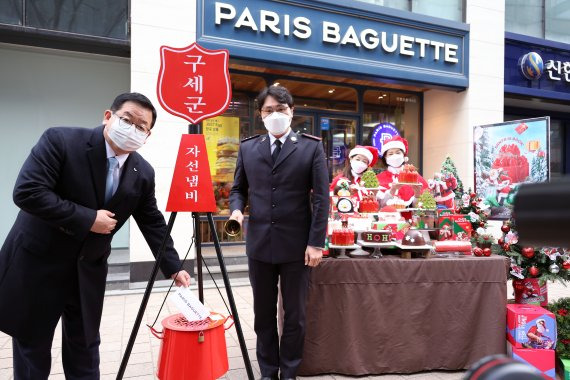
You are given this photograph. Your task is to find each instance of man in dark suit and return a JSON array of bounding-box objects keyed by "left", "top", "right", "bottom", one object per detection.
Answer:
[
  {"left": 229, "top": 86, "right": 329, "bottom": 380},
  {"left": 0, "top": 92, "right": 190, "bottom": 379}
]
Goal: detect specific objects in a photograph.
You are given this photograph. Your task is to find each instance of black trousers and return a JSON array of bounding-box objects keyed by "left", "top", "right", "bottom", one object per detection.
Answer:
[
  {"left": 248, "top": 258, "right": 310, "bottom": 379},
  {"left": 12, "top": 286, "right": 100, "bottom": 380}
]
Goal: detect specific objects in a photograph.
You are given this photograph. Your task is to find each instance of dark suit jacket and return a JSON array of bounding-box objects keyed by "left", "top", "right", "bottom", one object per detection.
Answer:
[
  {"left": 0, "top": 126, "right": 180, "bottom": 344},
  {"left": 229, "top": 131, "right": 329, "bottom": 264}
]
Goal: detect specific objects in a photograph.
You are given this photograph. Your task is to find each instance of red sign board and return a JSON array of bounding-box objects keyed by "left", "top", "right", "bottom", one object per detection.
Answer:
[
  {"left": 166, "top": 134, "right": 217, "bottom": 212},
  {"left": 157, "top": 43, "right": 232, "bottom": 124}
]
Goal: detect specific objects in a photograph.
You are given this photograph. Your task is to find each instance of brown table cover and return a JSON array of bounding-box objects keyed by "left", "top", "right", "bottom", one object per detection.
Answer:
[{"left": 298, "top": 254, "right": 509, "bottom": 376}]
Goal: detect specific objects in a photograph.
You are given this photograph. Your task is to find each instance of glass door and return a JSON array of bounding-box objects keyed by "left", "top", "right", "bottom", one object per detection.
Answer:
[{"left": 319, "top": 115, "right": 358, "bottom": 179}]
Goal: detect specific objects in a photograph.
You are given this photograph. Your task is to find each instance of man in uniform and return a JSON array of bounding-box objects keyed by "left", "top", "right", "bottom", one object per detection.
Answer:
[
  {"left": 229, "top": 85, "right": 329, "bottom": 380},
  {"left": 0, "top": 92, "right": 190, "bottom": 379}
]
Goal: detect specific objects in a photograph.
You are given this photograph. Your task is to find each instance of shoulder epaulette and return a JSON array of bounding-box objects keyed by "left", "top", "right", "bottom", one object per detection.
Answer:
[
  {"left": 241, "top": 134, "right": 260, "bottom": 143},
  {"left": 301, "top": 133, "right": 322, "bottom": 141}
]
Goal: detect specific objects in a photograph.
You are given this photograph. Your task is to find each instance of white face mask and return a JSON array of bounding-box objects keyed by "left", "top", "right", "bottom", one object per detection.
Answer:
[
  {"left": 350, "top": 160, "right": 368, "bottom": 174},
  {"left": 107, "top": 116, "right": 147, "bottom": 151},
  {"left": 386, "top": 153, "right": 405, "bottom": 168},
  {"left": 263, "top": 112, "right": 291, "bottom": 136}
]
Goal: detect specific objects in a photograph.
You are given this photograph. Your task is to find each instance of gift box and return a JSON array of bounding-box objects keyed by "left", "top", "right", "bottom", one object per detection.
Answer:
[
  {"left": 558, "top": 358, "right": 570, "bottom": 380},
  {"left": 437, "top": 214, "right": 472, "bottom": 241},
  {"left": 513, "top": 278, "right": 549, "bottom": 307},
  {"left": 516, "top": 122, "right": 529, "bottom": 134},
  {"left": 507, "top": 341, "right": 555, "bottom": 379},
  {"left": 507, "top": 304, "right": 557, "bottom": 349}
]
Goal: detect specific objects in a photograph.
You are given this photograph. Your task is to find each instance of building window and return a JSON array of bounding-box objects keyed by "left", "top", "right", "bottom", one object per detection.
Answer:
[
  {"left": 0, "top": 0, "right": 128, "bottom": 40},
  {"left": 506, "top": 0, "right": 570, "bottom": 44},
  {"left": 505, "top": 0, "right": 543, "bottom": 38},
  {"left": 0, "top": 0, "right": 22, "bottom": 25},
  {"left": 354, "top": 0, "right": 464, "bottom": 22},
  {"left": 26, "top": 0, "right": 128, "bottom": 40},
  {"left": 411, "top": 0, "right": 463, "bottom": 23},
  {"left": 545, "top": 0, "right": 570, "bottom": 43}
]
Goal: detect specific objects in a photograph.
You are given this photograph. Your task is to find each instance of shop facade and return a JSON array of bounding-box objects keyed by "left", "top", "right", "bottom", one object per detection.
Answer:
[
  {"left": 504, "top": 33, "right": 570, "bottom": 180},
  {"left": 1, "top": 0, "right": 507, "bottom": 283}
]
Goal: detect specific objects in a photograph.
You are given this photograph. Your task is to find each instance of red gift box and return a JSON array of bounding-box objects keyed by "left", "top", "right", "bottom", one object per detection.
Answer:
[
  {"left": 438, "top": 214, "right": 472, "bottom": 241},
  {"left": 507, "top": 341, "right": 555, "bottom": 379},
  {"left": 516, "top": 123, "right": 529, "bottom": 134},
  {"left": 507, "top": 304, "right": 557, "bottom": 349}
]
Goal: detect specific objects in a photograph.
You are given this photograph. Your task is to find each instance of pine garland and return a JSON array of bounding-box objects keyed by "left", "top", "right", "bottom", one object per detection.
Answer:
[
  {"left": 547, "top": 297, "right": 570, "bottom": 359},
  {"left": 495, "top": 218, "right": 570, "bottom": 283}
]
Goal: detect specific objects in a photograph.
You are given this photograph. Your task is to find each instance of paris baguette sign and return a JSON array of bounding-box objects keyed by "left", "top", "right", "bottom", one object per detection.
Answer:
[{"left": 196, "top": 0, "right": 469, "bottom": 88}]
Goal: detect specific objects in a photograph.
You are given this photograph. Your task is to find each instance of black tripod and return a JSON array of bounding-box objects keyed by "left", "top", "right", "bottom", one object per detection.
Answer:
[{"left": 116, "top": 211, "right": 254, "bottom": 379}]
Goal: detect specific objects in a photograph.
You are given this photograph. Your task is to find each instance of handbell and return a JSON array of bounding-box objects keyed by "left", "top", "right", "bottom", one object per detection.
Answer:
[{"left": 224, "top": 219, "right": 241, "bottom": 237}]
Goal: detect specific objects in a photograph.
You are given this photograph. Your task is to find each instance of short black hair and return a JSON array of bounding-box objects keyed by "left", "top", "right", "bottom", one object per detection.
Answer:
[
  {"left": 110, "top": 92, "right": 157, "bottom": 128},
  {"left": 255, "top": 85, "right": 294, "bottom": 112}
]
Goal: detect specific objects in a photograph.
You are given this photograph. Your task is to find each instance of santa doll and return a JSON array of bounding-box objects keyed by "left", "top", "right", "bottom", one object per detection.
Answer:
[
  {"left": 376, "top": 136, "right": 428, "bottom": 208},
  {"left": 330, "top": 145, "right": 379, "bottom": 201},
  {"left": 497, "top": 174, "right": 512, "bottom": 205},
  {"left": 429, "top": 172, "right": 458, "bottom": 209}
]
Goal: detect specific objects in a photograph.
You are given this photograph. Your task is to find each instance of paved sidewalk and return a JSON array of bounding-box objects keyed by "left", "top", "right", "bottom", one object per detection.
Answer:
[{"left": 0, "top": 281, "right": 567, "bottom": 379}]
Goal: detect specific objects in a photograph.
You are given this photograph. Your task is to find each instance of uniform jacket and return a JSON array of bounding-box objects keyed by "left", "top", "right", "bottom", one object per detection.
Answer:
[
  {"left": 0, "top": 126, "right": 180, "bottom": 344},
  {"left": 230, "top": 131, "right": 329, "bottom": 264}
]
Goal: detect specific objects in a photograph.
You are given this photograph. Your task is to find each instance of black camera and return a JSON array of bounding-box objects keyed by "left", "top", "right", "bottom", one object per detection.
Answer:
[{"left": 514, "top": 178, "right": 570, "bottom": 248}]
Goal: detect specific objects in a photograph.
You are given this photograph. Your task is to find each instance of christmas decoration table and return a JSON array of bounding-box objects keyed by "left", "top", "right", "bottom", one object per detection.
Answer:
[{"left": 298, "top": 255, "right": 510, "bottom": 376}]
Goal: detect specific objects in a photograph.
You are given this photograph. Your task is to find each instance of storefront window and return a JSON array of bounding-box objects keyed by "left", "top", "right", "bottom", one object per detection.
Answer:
[
  {"left": 506, "top": 0, "right": 543, "bottom": 38},
  {"left": 275, "top": 79, "right": 358, "bottom": 113},
  {"left": 25, "top": 0, "right": 129, "bottom": 40},
  {"left": 206, "top": 74, "right": 266, "bottom": 218},
  {"left": 0, "top": 0, "right": 22, "bottom": 25},
  {"left": 362, "top": 90, "right": 421, "bottom": 172},
  {"left": 545, "top": 0, "right": 570, "bottom": 43}
]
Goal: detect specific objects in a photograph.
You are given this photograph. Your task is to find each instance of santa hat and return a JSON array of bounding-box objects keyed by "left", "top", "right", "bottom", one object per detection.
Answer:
[
  {"left": 381, "top": 136, "right": 408, "bottom": 157},
  {"left": 397, "top": 185, "right": 415, "bottom": 206},
  {"left": 349, "top": 145, "right": 379, "bottom": 167}
]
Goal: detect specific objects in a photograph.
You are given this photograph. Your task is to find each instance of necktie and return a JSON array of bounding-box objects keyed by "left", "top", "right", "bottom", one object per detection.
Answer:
[
  {"left": 272, "top": 140, "right": 282, "bottom": 163},
  {"left": 105, "top": 157, "right": 119, "bottom": 203}
]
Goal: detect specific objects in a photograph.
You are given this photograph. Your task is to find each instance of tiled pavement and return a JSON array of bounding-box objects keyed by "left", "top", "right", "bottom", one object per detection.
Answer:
[{"left": 0, "top": 281, "right": 567, "bottom": 380}]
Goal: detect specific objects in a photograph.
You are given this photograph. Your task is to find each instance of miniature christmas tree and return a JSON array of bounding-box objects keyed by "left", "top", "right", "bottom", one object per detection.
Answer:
[
  {"left": 441, "top": 155, "right": 464, "bottom": 198},
  {"left": 418, "top": 190, "right": 436, "bottom": 209},
  {"left": 361, "top": 169, "right": 379, "bottom": 188},
  {"left": 455, "top": 188, "right": 490, "bottom": 237},
  {"left": 495, "top": 219, "right": 570, "bottom": 283}
]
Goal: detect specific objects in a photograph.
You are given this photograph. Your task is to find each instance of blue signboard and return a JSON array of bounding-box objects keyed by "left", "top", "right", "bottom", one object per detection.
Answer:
[
  {"left": 505, "top": 33, "right": 570, "bottom": 101},
  {"left": 371, "top": 122, "right": 400, "bottom": 152},
  {"left": 197, "top": 0, "right": 469, "bottom": 88},
  {"left": 320, "top": 117, "right": 330, "bottom": 131}
]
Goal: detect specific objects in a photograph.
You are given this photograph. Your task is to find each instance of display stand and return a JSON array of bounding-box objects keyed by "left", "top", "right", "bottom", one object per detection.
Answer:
[
  {"left": 357, "top": 240, "right": 399, "bottom": 258},
  {"left": 395, "top": 243, "right": 433, "bottom": 259},
  {"left": 116, "top": 125, "right": 254, "bottom": 380},
  {"left": 329, "top": 243, "right": 360, "bottom": 258},
  {"left": 116, "top": 212, "right": 254, "bottom": 380}
]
